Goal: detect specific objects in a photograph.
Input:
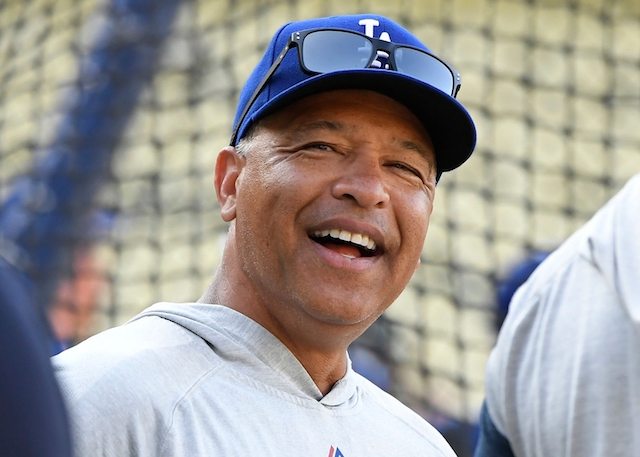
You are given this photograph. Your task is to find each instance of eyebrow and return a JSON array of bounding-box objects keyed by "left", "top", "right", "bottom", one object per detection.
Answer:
[{"left": 289, "top": 120, "right": 346, "bottom": 139}]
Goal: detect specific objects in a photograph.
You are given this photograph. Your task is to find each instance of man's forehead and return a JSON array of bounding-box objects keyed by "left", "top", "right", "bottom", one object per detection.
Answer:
[
  {"left": 293, "top": 118, "right": 429, "bottom": 145},
  {"left": 270, "top": 89, "right": 427, "bottom": 129}
]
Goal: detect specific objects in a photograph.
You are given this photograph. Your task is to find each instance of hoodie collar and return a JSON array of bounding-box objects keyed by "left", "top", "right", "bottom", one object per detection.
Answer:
[{"left": 132, "top": 302, "right": 358, "bottom": 407}]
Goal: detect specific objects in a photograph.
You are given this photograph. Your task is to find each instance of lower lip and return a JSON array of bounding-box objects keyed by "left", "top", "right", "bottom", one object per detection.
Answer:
[{"left": 309, "top": 239, "right": 380, "bottom": 272}]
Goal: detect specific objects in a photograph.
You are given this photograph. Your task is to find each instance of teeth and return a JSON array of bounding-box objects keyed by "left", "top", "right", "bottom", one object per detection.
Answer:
[
  {"left": 312, "top": 229, "right": 377, "bottom": 251},
  {"left": 366, "top": 237, "right": 375, "bottom": 250}
]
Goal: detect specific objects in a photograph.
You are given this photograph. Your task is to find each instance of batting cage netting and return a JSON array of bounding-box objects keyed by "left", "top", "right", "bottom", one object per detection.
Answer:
[{"left": 1, "top": 0, "right": 639, "bottom": 453}]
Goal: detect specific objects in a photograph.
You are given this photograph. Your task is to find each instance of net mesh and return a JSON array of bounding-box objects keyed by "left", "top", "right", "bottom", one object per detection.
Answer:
[{"left": 2, "top": 0, "right": 640, "bottom": 442}]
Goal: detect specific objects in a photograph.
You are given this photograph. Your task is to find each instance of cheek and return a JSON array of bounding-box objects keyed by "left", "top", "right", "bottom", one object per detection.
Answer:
[
  {"left": 396, "top": 194, "right": 432, "bottom": 251},
  {"left": 249, "top": 161, "right": 327, "bottom": 212},
  {"left": 238, "top": 165, "right": 281, "bottom": 210},
  {"left": 234, "top": 166, "right": 302, "bottom": 245}
]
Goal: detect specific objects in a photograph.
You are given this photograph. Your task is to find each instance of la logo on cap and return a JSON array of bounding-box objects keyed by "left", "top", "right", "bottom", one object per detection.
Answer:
[{"left": 358, "top": 18, "right": 391, "bottom": 41}]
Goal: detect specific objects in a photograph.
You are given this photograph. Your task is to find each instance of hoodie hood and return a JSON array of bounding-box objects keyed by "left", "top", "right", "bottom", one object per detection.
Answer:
[{"left": 131, "top": 302, "right": 358, "bottom": 408}]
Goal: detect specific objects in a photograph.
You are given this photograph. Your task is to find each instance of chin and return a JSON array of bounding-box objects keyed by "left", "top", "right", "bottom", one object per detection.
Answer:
[{"left": 303, "top": 298, "right": 384, "bottom": 328}]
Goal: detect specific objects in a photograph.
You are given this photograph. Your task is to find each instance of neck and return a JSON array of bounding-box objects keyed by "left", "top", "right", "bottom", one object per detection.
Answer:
[{"left": 199, "top": 231, "right": 355, "bottom": 395}]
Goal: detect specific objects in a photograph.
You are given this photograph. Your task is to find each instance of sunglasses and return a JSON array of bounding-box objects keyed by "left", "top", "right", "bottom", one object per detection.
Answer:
[{"left": 231, "top": 28, "right": 462, "bottom": 145}]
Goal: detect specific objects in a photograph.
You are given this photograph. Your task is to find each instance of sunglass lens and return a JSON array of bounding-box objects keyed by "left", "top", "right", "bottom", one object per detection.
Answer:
[
  {"left": 302, "top": 31, "right": 373, "bottom": 73},
  {"left": 394, "top": 47, "right": 454, "bottom": 95}
]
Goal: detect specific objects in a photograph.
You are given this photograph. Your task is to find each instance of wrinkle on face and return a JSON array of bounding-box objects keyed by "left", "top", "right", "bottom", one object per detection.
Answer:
[{"left": 216, "top": 89, "right": 437, "bottom": 358}]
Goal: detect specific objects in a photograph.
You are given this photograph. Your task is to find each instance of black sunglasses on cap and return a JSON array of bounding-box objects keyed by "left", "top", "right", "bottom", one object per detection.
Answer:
[{"left": 230, "top": 28, "right": 462, "bottom": 145}]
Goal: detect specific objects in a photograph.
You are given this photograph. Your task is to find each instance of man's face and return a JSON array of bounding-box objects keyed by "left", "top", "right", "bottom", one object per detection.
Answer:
[{"left": 224, "top": 89, "right": 436, "bottom": 339}]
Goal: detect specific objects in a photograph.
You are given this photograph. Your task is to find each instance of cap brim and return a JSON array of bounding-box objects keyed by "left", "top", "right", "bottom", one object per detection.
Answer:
[{"left": 247, "top": 69, "right": 477, "bottom": 173}]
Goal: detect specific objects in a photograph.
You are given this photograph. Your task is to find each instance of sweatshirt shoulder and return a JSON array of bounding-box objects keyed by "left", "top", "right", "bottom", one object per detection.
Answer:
[
  {"left": 54, "top": 315, "right": 220, "bottom": 398},
  {"left": 355, "top": 373, "right": 457, "bottom": 457},
  {"left": 53, "top": 315, "right": 222, "bottom": 456}
]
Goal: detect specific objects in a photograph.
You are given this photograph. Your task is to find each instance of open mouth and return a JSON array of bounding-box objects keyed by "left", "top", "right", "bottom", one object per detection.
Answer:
[{"left": 310, "top": 229, "right": 379, "bottom": 258}]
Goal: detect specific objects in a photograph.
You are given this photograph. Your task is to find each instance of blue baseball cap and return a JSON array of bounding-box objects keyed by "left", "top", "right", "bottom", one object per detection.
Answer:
[{"left": 231, "top": 14, "right": 477, "bottom": 178}]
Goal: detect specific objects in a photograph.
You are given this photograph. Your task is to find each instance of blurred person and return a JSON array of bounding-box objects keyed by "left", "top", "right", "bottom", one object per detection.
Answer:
[
  {"left": 54, "top": 14, "right": 476, "bottom": 456},
  {"left": 48, "top": 210, "right": 111, "bottom": 355},
  {"left": 48, "top": 246, "right": 106, "bottom": 355},
  {"left": 475, "top": 173, "right": 640, "bottom": 457},
  {"left": 0, "top": 256, "right": 72, "bottom": 457},
  {"left": 428, "top": 251, "right": 549, "bottom": 457},
  {"left": 494, "top": 251, "right": 549, "bottom": 331}
]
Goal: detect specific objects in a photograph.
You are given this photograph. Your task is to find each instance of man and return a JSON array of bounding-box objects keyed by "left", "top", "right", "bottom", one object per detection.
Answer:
[
  {"left": 54, "top": 14, "right": 476, "bottom": 456},
  {"left": 475, "top": 174, "right": 640, "bottom": 457}
]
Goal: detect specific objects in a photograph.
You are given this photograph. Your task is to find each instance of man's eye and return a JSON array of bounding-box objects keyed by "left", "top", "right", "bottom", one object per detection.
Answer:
[
  {"left": 392, "top": 162, "right": 421, "bottom": 177},
  {"left": 308, "top": 143, "right": 332, "bottom": 151}
]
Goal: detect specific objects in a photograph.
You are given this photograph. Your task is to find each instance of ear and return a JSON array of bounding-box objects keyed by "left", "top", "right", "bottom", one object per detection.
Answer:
[{"left": 214, "top": 146, "right": 245, "bottom": 222}]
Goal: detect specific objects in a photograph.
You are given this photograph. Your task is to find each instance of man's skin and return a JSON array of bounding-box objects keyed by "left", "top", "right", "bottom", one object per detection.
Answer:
[{"left": 200, "top": 89, "right": 437, "bottom": 395}]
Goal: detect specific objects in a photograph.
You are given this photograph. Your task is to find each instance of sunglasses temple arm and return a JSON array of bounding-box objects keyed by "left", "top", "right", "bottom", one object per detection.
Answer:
[{"left": 229, "top": 43, "right": 293, "bottom": 145}]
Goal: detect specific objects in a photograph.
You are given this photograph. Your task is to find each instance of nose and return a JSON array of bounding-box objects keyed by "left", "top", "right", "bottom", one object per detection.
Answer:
[{"left": 331, "top": 155, "right": 390, "bottom": 208}]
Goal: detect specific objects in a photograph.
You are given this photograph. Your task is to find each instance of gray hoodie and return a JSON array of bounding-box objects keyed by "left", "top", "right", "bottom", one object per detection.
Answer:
[
  {"left": 54, "top": 303, "right": 456, "bottom": 456},
  {"left": 483, "top": 173, "right": 640, "bottom": 457}
]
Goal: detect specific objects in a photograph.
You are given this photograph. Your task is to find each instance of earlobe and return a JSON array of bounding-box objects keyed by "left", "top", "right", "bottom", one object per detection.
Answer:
[{"left": 214, "top": 146, "right": 245, "bottom": 222}]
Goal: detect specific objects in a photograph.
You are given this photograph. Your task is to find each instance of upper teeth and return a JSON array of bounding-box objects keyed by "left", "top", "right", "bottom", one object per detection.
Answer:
[{"left": 313, "top": 229, "right": 376, "bottom": 251}]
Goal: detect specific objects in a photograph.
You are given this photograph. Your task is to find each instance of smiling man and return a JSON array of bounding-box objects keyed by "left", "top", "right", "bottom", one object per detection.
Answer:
[{"left": 53, "top": 14, "right": 476, "bottom": 457}]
